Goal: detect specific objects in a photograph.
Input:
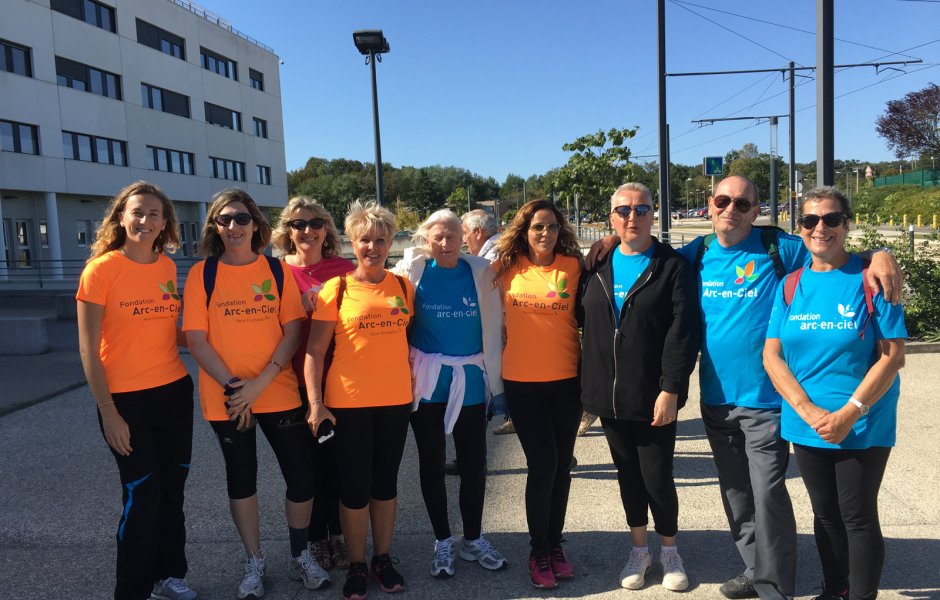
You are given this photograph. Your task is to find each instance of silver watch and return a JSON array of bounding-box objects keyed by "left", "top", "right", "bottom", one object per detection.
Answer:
[{"left": 848, "top": 397, "right": 869, "bottom": 415}]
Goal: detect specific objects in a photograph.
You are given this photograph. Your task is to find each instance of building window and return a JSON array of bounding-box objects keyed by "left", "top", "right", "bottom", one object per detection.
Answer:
[
  {"left": 146, "top": 145, "right": 195, "bottom": 175},
  {"left": 210, "top": 157, "right": 246, "bottom": 182},
  {"left": 257, "top": 165, "right": 271, "bottom": 185},
  {"left": 201, "top": 48, "right": 237, "bottom": 80},
  {"left": 249, "top": 68, "right": 264, "bottom": 91},
  {"left": 0, "top": 39, "right": 32, "bottom": 77},
  {"left": 204, "top": 102, "right": 241, "bottom": 131},
  {"left": 0, "top": 120, "right": 39, "bottom": 155},
  {"left": 76, "top": 219, "right": 93, "bottom": 247},
  {"left": 140, "top": 83, "right": 190, "bottom": 118},
  {"left": 51, "top": 0, "right": 116, "bottom": 33},
  {"left": 40, "top": 222, "right": 49, "bottom": 248},
  {"left": 253, "top": 117, "right": 268, "bottom": 139},
  {"left": 62, "top": 131, "right": 126, "bottom": 166},
  {"left": 136, "top": 19, "right": 185, "bottom": 60},
  {"left": 55, "top": 56, "right": 121, "bottom": 99}
]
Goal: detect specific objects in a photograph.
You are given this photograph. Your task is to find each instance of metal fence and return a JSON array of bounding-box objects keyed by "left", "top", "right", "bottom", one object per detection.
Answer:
[{"left": 873, "top": 169, "right": 940, "bottom": 188}]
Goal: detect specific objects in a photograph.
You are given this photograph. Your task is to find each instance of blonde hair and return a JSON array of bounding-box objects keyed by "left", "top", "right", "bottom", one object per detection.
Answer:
[
  {"left": 89, "top": 181, "right": 179, "bottom": 261},
  {"left": 271, "top": 196, "right": 342, "bottom": 258},
  {"left": 198, "top": 188, "right": 271, "bottom": 258},
  {"left": 344, "top": 200, "right": 396, "bottom": 240},
  {"left": 493, "top": 198, "right": 581, "bottom": 282}
]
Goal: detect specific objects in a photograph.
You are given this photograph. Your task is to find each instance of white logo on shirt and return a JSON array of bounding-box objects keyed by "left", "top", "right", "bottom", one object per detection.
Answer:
[{"left": 837, "top": 303, "right": 856, "bottom": 318}]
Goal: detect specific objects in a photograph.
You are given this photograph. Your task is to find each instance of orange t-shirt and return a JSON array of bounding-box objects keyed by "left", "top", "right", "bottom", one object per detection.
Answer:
[
  {"left": 76, "top": 251, "right": 188, "bottom": 393},
  {"left": 501, "top": 255, "right": 581, "bottom": 382},
  {"left": 312, "top": 272, "right": 414, "bottom": 409},
  {"left": 182, "top": 255, "right": 306, "bottom": 420}
]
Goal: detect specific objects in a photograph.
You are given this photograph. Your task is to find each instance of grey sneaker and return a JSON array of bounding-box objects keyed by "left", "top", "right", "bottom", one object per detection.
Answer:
[
  {"left": 430, "top": 536, "right": 456, "bottom": 578},
  {"left": 237, "top": 550, "right": 265, "bottom": 599},
  {"left": 288, "top": 548, "right": 331, "bottom": 590},
  {"left": 459, "top": 536, "right": 508, "bottom": 571},
  {"left": 619, "top": 549, "right": 652, "bottom": 589},
  {"left": 151, "top": 577, "right": 196, "bottom": 600}
]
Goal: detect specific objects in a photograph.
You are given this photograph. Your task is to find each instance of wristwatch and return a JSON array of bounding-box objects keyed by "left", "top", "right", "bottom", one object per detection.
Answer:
[{"left": 848, "top": 397, "right": 869, "bottom": 415}]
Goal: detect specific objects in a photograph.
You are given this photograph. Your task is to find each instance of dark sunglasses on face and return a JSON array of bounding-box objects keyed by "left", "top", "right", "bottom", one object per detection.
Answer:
[
  {"left": 799, "top": 212, "right": 846, "bottom": 229},
  {"left": 713, "top": 195, "right": 754, "bottom": 213},
  {"left": 288, "top": 218, "right": 325, "bottom": 231},
  {"left": 529, "top": 222, "right": 560, "bottom": 233},
  {"left": 214, "top": 212, "right": 252, "bottom": 227},
  {"left": 611, "top": 204, "right": 653, "bottom": 218}
]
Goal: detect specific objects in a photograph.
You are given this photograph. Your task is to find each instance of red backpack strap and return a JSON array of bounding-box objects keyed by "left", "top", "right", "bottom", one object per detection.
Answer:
[
  {"left": 858, "top": 260, "right": 875, "bottom": 339},
  {"left": 783, "top": 267, "right": 804, "bottom": 306}
]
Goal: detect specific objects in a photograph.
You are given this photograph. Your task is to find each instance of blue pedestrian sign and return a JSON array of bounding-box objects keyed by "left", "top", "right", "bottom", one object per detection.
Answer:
[{"left": 704, "top": 156, "right": 723, "bottom": 176}]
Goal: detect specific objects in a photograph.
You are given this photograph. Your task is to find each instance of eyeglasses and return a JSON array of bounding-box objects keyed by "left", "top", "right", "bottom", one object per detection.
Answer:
[
  {"left": 798, "top": 212, "right": 846, "bottom": 229},
  {"left": 529, "top": 223, "right": 560, "bottom": 233},
  {"left": 712, "top": 195, "right": 754, "bottom": 213},
  {"left": 288, "top": 218, "right": 325, "bottom": 231},
  {"left": 611, "top": 204, "right": 653, "bottom": 218},
  {"left": 214, "top": 213, "right": 252, "bottom": 227}
]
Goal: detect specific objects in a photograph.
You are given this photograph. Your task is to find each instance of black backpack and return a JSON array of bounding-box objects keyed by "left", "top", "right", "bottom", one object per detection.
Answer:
[{"left": 203, "top": 255, "right": 284, "bottom": 307}]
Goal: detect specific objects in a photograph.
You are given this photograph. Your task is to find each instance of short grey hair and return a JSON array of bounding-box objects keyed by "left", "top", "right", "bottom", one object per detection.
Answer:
[
  {"left": 461, "top": 209, "right": 498, "bottom": 237},
  {"left": 413, "top": 209, "right": 461, "bottom": 249},
  {"left": 611, "top": 182, "right": 653, "bottom": 206}
]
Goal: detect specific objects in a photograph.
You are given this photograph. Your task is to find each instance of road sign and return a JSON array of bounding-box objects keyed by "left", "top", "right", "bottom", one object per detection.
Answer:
[{"left": 704, "top": 156, "right": 723, "bottom": 176}]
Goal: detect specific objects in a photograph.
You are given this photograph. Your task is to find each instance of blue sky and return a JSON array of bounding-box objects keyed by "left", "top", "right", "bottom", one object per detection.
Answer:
[{"left": 196, "top": 0, "right": 940, "bottom": 181}]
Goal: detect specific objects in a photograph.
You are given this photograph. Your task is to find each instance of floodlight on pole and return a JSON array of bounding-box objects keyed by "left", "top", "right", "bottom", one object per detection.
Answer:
[{"left": 353, "top": 29, "right": 390, "bottom": 205}]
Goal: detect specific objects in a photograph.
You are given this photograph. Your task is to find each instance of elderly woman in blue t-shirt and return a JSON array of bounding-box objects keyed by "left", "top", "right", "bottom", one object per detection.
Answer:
[
  {"left": 393, "top": 209, "right": 508, "bottom": 579},
  {"left": 763, "top": 186, "right": 906, "bottom": 600}
]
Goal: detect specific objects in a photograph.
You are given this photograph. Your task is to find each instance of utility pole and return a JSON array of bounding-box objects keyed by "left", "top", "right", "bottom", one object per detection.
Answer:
[
  {"left": 769, "top": 116, "right": 778, "bottom": 226},
  {"left": 789, "top": 61, "right": 797, "bottom": 232},
  {"left": 817, "top": 0, "right": 834, "bottom": 185},
  {"left": 657, "top": 0, "right": 670, "bottom": 244}
]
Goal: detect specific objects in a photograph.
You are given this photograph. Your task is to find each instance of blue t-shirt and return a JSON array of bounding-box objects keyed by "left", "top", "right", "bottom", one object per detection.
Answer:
[
  {"left": 766, "top": 254, "right": 907, "bottom": 449},
  {"left": 677, "top": 228, "right": 808, "bottom": 409},
  {"left": 410, "top": 259, "right": 485, "bottom": 406},
  {"left": 612, "top": 245, "right": 654, "bottom": 315}
]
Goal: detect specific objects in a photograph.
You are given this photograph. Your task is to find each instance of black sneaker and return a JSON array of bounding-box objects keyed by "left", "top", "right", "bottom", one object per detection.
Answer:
[
  {"left": 812, "top": 589, "right": 848, "bottom": 600},
  {"left": 343, "top": 562, "right": 369, "bottom": 600},
  {"left": 370, "top": 553, "right": 404, "bottom": 593},
  {"left": 720, "top": 574, "right": 759, "bottom": 599}
]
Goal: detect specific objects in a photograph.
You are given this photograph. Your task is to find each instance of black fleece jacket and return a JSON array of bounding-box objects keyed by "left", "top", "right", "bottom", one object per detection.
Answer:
[{"left": 578, "top": 239, "right": 701, "bottom": 421}]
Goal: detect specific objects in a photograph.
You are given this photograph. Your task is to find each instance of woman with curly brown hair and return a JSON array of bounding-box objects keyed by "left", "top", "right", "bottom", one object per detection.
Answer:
[
  {"left": 494, "top": 198, "right": 584, "bottom": 590},
  {"left": 76, "top": 181, "right": 197, "bottom": 600}
]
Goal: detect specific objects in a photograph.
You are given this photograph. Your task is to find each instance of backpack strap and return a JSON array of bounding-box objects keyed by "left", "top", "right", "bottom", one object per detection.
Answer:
[
  {"left": 263, "top": 254, "right": 284, "bottom": 300},
  {"left": 693, "top": 233, "right": 717, "bottom": 270},
  {"left": 858, "top": 258, "right": 875, "bottom": 340},
  {"left": 758, "top": 227, "right": 788, "bottom": 280},
  {"left": 335, "top": 275, "right": 348, "bottom": 311},
  {"left": 783, "top": 266, "right": 804, "bottom": 306},
  {"left": 394, "top": 274, "right": 408, "bottom": 301},
  {"left": 203, "top": 256, "right": 219, "bottom": 308}
]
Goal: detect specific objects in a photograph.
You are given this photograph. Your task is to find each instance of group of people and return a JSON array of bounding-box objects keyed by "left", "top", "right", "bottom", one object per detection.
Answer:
[{"left": 78, "top": 174, "right": 906, "bottom": 600}]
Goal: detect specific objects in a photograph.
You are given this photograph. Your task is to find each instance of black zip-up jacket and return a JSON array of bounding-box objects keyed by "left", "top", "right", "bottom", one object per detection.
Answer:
[{"left": 579, "top": 239, "right": 701, "bottom": 421}]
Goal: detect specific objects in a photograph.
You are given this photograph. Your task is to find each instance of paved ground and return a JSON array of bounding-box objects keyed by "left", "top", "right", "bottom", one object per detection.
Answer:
[{"left": 0, "top": 314, "right": 938, "bottom": 599}]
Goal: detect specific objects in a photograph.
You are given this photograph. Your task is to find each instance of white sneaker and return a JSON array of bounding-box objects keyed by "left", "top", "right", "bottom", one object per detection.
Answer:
[
  {"left": 151, "top": 577, "right": 196, "bottom": 600},
  {"left": 237, "top": 550, "right": 265, "bottom": 599},
  {"left": 660, "top": 550, "right": 689, "bottom": 591},
  {"left": 620, "top": 549, "right": 652, "bottom": 590},
  {"left": 430, "top": 536, "right": 456, "bottom": 578},
  {"left": 459, "top": 535, "right": 508, "bottom": 571},
  {"left": 288, "top": 548, "right": 331, "bottom": 590}
]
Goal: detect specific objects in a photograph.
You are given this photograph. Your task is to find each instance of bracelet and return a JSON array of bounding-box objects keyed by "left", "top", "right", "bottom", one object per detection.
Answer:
[
  {"left": 97, "top": 400, "right": 115, "bottom": 408},
  {"left": 269, "top": 359, "right": 284, "bottom": 370}
]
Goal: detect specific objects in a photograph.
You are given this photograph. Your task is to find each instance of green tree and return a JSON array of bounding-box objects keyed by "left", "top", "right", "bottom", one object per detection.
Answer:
[{"left": 554, "top": 127, "right": 639, "bottom": 220}]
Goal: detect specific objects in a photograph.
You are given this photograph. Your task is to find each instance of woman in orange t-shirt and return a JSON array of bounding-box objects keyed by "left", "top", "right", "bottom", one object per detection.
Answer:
[
  {"left": 304, "top": 201, "right": 414, "bottom": 600},
  {"left": 493, "top": 198, "right": 584, "bottom": 590},
  {"left": 76, "top": 181, "right": 195, "bottom": 600},
  {"left": 182, "top": 188, "right": 328, "bottom": 596}
]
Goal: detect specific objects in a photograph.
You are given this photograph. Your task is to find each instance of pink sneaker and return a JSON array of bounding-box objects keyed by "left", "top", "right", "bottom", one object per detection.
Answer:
[
  {"left": 550, "top": 545, "right": 574, "bottom": 579},
  {"left": 528, "top": 552, "right": 557, "bottom": 589}
]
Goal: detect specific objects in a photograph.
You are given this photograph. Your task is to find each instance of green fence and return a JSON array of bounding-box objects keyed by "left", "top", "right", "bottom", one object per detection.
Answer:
[{"left": 873, "top": 169, "right": 940, "bottom": 188}]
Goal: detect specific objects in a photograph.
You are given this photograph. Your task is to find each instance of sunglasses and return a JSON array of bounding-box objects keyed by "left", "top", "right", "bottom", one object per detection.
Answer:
[
  {"left": 214, "top": 212, "right": 252, "bottom": 227},
  {"left": 798, "top": 212, "right": 846, "bottom": 229},
  {"left": 529, "top": 223, "right": 560, "bottom": 233},
  {"left": 288, "top": 218, "right": 325, "bottom": 231},
  {"left": 611, "top": 204, "right": 653, "bottom": 218},
  {"left": 713, "top": 195, "right": 754, "bottom": 213}
]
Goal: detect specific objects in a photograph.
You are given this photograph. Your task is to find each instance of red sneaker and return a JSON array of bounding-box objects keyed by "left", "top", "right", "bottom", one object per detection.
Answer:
[
  {"left": 550, "top": 545, "right": 574, "bottom": 579},
  {"left": 528, "top": 551, "right": 557, "bottom": 589}
]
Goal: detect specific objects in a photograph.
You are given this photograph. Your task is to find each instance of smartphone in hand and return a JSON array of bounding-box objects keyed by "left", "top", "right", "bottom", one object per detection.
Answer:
[{"left": 317, "top": 419, "right": 335, "bottom": 444}]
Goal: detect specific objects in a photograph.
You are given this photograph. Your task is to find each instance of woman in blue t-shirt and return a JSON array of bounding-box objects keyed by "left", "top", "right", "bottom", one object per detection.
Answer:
[
  {"left": 393, "top": 209, "right": 508, "bottom": 579},
  {"left": 763, "top": 186, "right": 906, "bottom": 600}
]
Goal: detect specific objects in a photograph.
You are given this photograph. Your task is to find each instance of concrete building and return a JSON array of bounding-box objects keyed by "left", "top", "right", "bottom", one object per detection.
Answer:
[{"left": 0, "top": 0, "right": 287, "bottom": 289}]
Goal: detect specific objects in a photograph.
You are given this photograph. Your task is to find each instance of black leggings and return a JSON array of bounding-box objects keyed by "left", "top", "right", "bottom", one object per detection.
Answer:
[
  {"left": 331, "top": 403, "right": 411, "bottom": 510},
  {"left": 794, "top": 444, "right": 891, "bottom": 600},
  {"left": 210, "top": 407, "right": 315, "bottom": 502},
  {"left": 600, "top": 417, "right": 679, "bottom": 537},
  {"left": 103, "top": 375, "right": 194, "bottom": 600},
  {"left": 504, "top": 377, "right": 581, "bottom": 555},
  {"left": 410, "top": 402, "right": 487, "bottom": 541},
  {"left": 300, "top": 389, "right": 342, "bottom": 541}
]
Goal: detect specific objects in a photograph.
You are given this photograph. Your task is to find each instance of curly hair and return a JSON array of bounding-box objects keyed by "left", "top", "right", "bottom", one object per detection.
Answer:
[
  {"left": 198, "top": 188, "right": 272, "bottom": 258},
  {"left": 88, "top": 181, "right": 180, "bottom": 262},
  {"left": 493, "top": 198, "right": 581, "bottom": 282},
  {"left": 271, "top": 196, "right": 342, "bottom": 258}
]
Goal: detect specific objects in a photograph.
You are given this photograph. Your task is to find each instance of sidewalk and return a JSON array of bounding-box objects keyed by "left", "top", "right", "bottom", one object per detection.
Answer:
[{"left": 1, "top": 346, "right": 937, "bottom": 599}]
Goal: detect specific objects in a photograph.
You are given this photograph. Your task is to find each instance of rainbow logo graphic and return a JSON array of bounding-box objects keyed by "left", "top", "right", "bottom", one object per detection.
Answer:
[
  {"left": 546, "top": 278, "right": 570, "bottom": 299},
  {"left": 387, "top": 296, "right": 410, "bottom": 315},
  {"left": 251, "top": 279, "right": 276, "bottom": 301},
  {"left": 159, "top": 280, "right": 180, "bottom": 300},
  {"left": 734, "top": 261, "right": 759, "bottom": 285}
]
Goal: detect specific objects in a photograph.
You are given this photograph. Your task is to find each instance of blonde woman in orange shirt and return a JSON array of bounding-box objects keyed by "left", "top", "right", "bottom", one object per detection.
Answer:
[
  {"left": 76, "top": 181, "right": 196, "bottom": 600},
  {"left": 493, "top": 198, "right": 584, "bottom": 590}
]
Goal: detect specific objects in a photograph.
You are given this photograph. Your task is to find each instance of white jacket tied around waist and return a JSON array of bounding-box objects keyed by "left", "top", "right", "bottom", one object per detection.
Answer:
[{"left": 409, "top": 347, "right": 487, "bottom": 433}]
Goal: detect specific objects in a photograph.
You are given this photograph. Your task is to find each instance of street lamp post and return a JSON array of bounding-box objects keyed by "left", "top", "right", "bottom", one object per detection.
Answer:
[{"left": 353, "top": 30, "right": 390, "bottom": 205}]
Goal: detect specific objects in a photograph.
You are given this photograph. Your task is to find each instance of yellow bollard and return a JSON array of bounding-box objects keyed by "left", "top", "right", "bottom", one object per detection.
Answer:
[
  {"left": 918, "top": 215, "right": 923, "bottom": 228},
  {"left": 856, "top": 214, "right": 860, "bottom": 225},
  {"left": 889, "top": 217, "right": 895, "bottom": 227},
  {"left": 903, "top": 214, "right": 908, "bottom": 227},
  {"left": 934, "top": 214, "right": 938, "bottom": 229}
]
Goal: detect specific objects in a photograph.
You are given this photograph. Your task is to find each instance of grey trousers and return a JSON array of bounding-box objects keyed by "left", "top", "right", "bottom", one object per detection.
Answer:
[{"left": 702, "top": 404, "right": 797, "bottom": 600}]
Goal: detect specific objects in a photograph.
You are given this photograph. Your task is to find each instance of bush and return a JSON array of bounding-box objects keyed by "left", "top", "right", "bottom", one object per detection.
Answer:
[{"left": 853, "top": 185, "right": 940, "bottom": 223}]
